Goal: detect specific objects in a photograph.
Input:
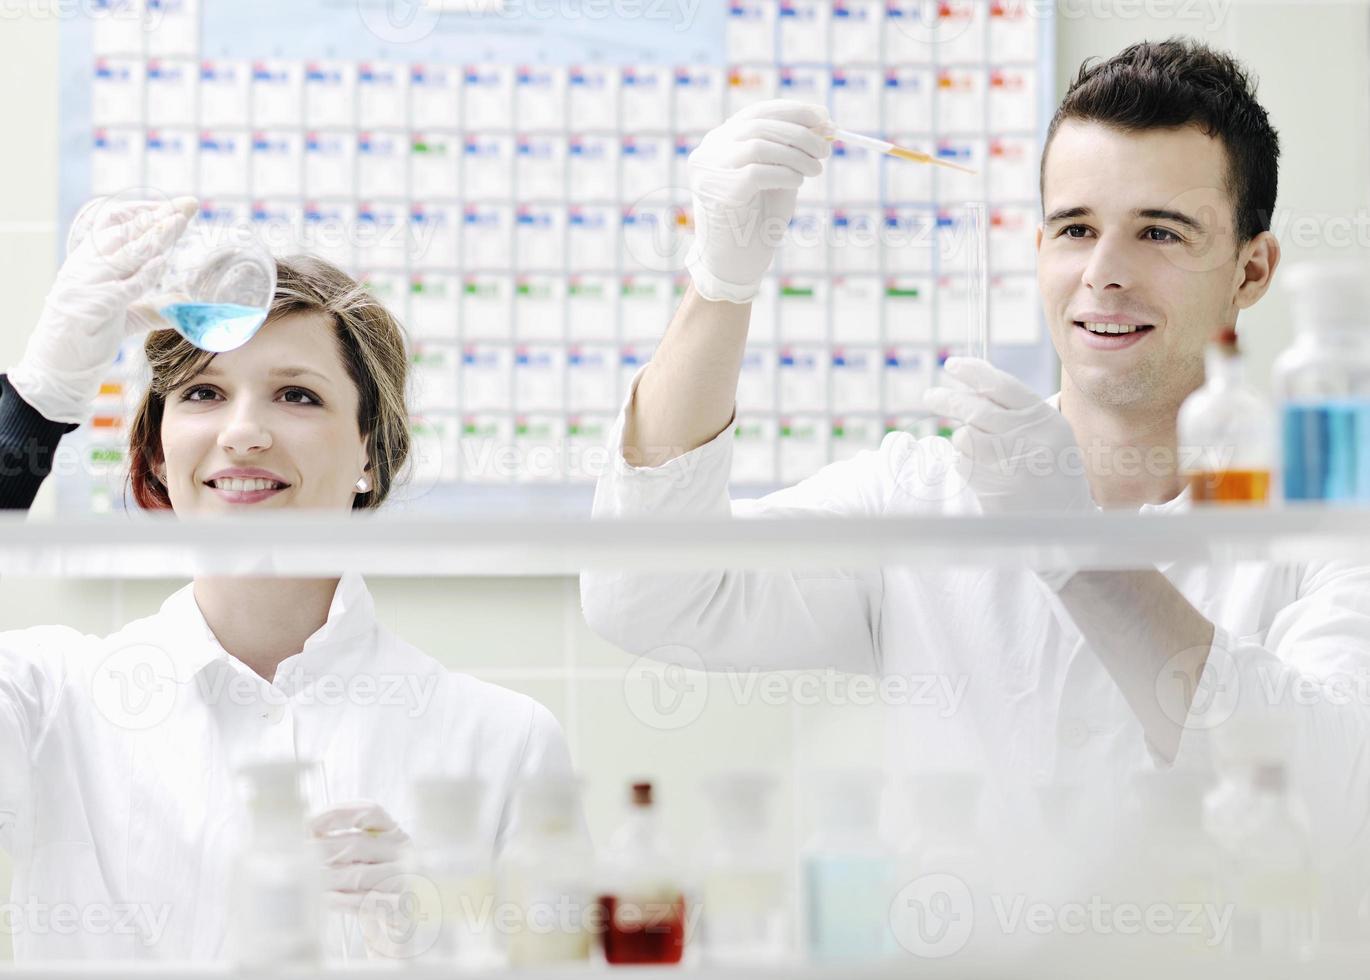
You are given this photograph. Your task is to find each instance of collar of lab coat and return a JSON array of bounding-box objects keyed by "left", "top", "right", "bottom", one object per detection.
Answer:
[
  {"left": 155, "top": 571, "right": 377, "bottom": 682},
  {"left": 1044, "top": 390, "right": 1192, "bottom": 515}
]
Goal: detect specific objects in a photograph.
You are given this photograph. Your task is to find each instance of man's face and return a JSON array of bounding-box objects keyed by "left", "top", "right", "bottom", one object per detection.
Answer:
[{"left": 1037, "top": 120, "right": 1251, "bottom": 416}]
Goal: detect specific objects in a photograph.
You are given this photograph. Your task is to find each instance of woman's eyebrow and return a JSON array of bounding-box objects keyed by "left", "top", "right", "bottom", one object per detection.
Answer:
[{"left": 195, "top": 365, "right": 333, "bottom": 383}]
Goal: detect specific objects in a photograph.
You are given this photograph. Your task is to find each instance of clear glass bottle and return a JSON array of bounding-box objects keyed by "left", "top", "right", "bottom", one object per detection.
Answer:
[
  {"left": 1124, "top": 771, "right": 1223, "bottom": 953},
  {"left": 889, "top": 771, "right": 986, "bottom": 957},
  {"left": 1178, "top": 328, "right": 1274, "bottom": 504},
  {"left": 1271, "top": 261, "right": 1370, "bottom": 503},
  {"left": 409, "top": 776, "right": 499, "bottom": 966},
  {"left": 1204, "top": 761, "right": 1319, "bottom": 958},
  {"left": 801, "top": 769, "right": 897, "bottom": 963},
  {"left": 598, "top": 781, "right": 689, "bottom": 965},
  {"left": 698, "top": 771, "right": 790, "bottom": 964},
  {"left": 227, "top": 760, "right": 322, "bottom": 968},
  {"left": 495, "top": 777, "right": 596, "bottom": 965}
]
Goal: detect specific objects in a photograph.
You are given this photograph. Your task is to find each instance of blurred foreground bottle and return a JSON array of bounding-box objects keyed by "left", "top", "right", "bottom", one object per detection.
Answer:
[
  {"left": 1178, "top": 328, "right": 1273, "bottom": 504},
  {"left": 1272, "top": 262, "right": 1370, "bottom": 503}
]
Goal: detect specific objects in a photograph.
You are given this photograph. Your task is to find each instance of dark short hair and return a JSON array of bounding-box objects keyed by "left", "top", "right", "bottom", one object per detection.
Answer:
[{"left": 1042, "top": 38, "right": 1280, "bottom": 243}]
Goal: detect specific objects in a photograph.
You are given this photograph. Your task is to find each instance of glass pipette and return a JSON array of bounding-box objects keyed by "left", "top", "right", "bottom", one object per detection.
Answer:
[{"left": 821, "top": 126, "right": 978, "bottom": 175}]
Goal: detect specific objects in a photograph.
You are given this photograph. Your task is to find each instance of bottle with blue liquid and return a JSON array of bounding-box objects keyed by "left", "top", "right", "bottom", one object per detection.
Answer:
[
  {"left": 801, "top": 769, "right": 898, "bottom": 964},
  {"left": 1272, "top": 262, "right": 1370, "bottom": 503}
]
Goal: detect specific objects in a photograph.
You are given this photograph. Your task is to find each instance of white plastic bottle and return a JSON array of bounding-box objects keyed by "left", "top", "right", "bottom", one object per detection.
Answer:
[
  {"left": 227, "top": 760, "right": 322, "bottom": 968},
  {"left": 698, "top": 771, "right": 790, "bottom": 964},
  {"left": 1177, "top": 328, "right": 1274, "bottom": 504},
  {"left": 1204, "top": 760, "right": 1319, "bottom": 958},
  {"left": 1124, "top": 771, "right": 1223, "bottom": 953},
  {"left": 495, "top": 777, "right": 596, "bottom": 965},
  {"left": 409, "top": 776, "right": 499, "bottom": 966},
  {"left": 1271, "top": 261, "right": 1370, "bottom": 503},
  {"left": 889, "top": 771, "right": 986, "bottom": 957}
]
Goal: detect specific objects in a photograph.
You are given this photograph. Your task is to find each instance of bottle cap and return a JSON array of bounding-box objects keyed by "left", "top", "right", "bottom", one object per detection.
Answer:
[{"left": 1284, "top": 261, "right": 1370, "bottom": 332}]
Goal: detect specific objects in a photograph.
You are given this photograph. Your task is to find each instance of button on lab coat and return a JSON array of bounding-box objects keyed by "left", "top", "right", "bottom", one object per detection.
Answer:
[
  {"left": 0, "top": 573, "right": 576, "bottom": 960},
  {"left": 581, "top": 371, "right": 1370, "bottom": 858}
]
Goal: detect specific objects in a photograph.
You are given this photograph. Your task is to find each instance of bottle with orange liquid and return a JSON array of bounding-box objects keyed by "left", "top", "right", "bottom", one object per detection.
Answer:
[{"left": 1178, "top": 329, "right": 1274, "bottom": 504}]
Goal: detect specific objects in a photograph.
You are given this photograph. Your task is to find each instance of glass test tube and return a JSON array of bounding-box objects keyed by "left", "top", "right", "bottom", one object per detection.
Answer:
[{"left": 965, "top": 201, "right": 989, "bottom": 363}]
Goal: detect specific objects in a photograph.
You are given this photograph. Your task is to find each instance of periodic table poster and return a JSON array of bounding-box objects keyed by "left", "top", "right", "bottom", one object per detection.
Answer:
[{"left": 58, "top": 0, "right": 1055, "bottom": 514}]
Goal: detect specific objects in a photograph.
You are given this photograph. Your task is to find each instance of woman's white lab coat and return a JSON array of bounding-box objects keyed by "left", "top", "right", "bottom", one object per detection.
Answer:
[{"left": 0, "top": 572, "right": 576, "bottom": 960}]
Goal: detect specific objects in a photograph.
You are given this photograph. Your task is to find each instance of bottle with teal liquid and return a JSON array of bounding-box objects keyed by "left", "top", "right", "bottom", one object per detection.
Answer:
[{"left": 1272, "top": 262, "right": 1370, "bottom": 503}]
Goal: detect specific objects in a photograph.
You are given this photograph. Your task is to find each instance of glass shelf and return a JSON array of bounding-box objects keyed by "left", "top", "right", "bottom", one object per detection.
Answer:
[{"left": 3, "top": 507, "right": 1370, "bottom": 578}]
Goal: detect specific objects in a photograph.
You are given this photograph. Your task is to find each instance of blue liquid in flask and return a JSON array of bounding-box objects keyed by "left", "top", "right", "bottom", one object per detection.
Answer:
[
  {"left": 1282, "top": 400, "right": 1370, "bottom": 502},
  {"left": 159, "top": 302, "right": 268, "bottom": 353}
]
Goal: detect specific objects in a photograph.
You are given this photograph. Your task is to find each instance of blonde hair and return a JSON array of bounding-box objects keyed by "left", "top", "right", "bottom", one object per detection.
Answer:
[{"left": 127, "top": 255, "right": 411, "bottom": 510}]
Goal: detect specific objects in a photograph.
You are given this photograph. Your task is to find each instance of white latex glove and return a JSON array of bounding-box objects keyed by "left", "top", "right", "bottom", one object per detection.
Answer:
[
  {"left": 685, "top": 99, "right": 830, "bottom": 303},
  {"left": 922, "top": 357, "right": 1097, "bottom": 590},
  {"left": 308, "top": 800, "right": 416, "bottom": 958},
  {"left": 9, "top": 196, "right": 198, "bottom": 425}
]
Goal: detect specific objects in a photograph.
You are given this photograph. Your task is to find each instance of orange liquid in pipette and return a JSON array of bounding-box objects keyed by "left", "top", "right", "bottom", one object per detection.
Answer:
[{"left": 1187, "top": 469, "right": 1271, "bottom": 504}]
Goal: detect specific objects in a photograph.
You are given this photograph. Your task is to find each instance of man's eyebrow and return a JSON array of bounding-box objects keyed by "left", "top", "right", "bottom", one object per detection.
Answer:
[
  {"left": 1044, "top": 205, "right": 1207, "bottom": 233},
  {"left": 1043, "top": 206, "right": 1092, "bottom": 224},
  {"left": 195, "top": 365, "right": 332, "bottom": 382},
  {"left": 1134, "top": 208, "right": 1205, "bottom": 232}
]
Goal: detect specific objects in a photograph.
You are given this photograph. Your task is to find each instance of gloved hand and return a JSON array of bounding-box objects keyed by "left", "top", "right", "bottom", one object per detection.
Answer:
[
  {"left": 922, "top": 357, "right": 1097, "bottom": 590},
  {"left": 685, "top": 99, "right": 830, "bottom": 304},
  {"left": 308, "top": 800, "right": 416, "bottom": 958},
  {"left": 8, "top": 196, "right": 198, "bottom": 425}
]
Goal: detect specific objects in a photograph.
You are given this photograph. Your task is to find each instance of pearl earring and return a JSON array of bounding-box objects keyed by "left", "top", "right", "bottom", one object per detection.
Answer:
[{"left": 355, "top": 475, "right": 371, "bottom": 493}]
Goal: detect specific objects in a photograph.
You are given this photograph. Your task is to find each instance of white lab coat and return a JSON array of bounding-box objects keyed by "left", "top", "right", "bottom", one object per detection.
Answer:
[
  {"left": 581, "top": 372, "right": 1370, "bottom": 861},
  {"left": 0, "top": 572, "right": 576, "bottom": 961}
]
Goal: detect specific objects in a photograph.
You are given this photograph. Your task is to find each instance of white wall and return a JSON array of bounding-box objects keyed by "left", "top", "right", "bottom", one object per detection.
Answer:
[{"left": 0, "top": 0, "right": 1367, "bottom": 961}]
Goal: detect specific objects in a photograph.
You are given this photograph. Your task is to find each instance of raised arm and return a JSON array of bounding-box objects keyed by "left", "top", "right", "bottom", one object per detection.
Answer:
[
  {"left": 2, "top": 196, "right": 196, "bottom": 513},
  {"left": 625, "top": 100, "right": 830, "bottom": 468}
]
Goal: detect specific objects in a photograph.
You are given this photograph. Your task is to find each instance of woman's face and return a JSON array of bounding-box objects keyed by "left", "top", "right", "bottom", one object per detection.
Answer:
[{"left": 156, "top": 312, "right": 371, "bottom": 512}]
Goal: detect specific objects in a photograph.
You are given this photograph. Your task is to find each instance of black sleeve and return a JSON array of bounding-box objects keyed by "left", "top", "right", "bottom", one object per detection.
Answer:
[{"left": 0, "top": 375, "right": 79, "bottom": 511}]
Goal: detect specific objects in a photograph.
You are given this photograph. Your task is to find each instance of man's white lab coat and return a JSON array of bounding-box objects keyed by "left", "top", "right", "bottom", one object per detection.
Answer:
[{"left": 581, "top": 376, "right": 1370, "bottom": 860}]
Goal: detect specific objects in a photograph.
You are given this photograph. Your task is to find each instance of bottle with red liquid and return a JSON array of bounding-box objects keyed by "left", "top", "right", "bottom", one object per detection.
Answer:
[
  {"left": 1178, "top": 329, "right": 1275, "bottom": 504},
  {"left": 598, "top": 781, "right": 688, "bottom": 965}
]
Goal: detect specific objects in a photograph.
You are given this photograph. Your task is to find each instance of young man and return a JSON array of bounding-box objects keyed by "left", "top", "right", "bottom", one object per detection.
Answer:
[{"left": 581, "top": 40, "right": 1370, "bottom": 851}]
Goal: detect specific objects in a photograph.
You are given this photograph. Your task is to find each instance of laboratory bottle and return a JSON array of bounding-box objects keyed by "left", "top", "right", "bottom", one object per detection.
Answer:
[
  {"left": 698, "top": 771, "right": 790, "bottom": 964},
  {"left": 1204, "top": 761, "right": 1319, "bottom": 958},
  {"left": 409, "top": 776, "right": 499, "bottom": 966},
  {"left": 889, "top": 771, "right": 987, "bottom": 957},
  {"left": 801, "top": 769, "right": 898, "bottom": 963},
  {"left": 1122, "top": 771, "right": 1223, "bottom": 952},
  {"left": 1271, "top": 261, "right": 1370, "bottom": 503},
  {"left": 495, "top": 777, "right": 596, "bottom": 965},
  {"left": 1177, "top": 328, "right": 1274, "bottom": 504},
  {"left": 598, "top": 781, "right": 689, "bottom": 965},
  {"left": 226, "top": 760, "right": 322, "bottom": 968}
]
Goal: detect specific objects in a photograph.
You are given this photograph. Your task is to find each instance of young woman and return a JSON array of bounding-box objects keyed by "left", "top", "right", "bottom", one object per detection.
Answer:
[{"left": 0, "top": 199, "right": 578, "bottom": 960}]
